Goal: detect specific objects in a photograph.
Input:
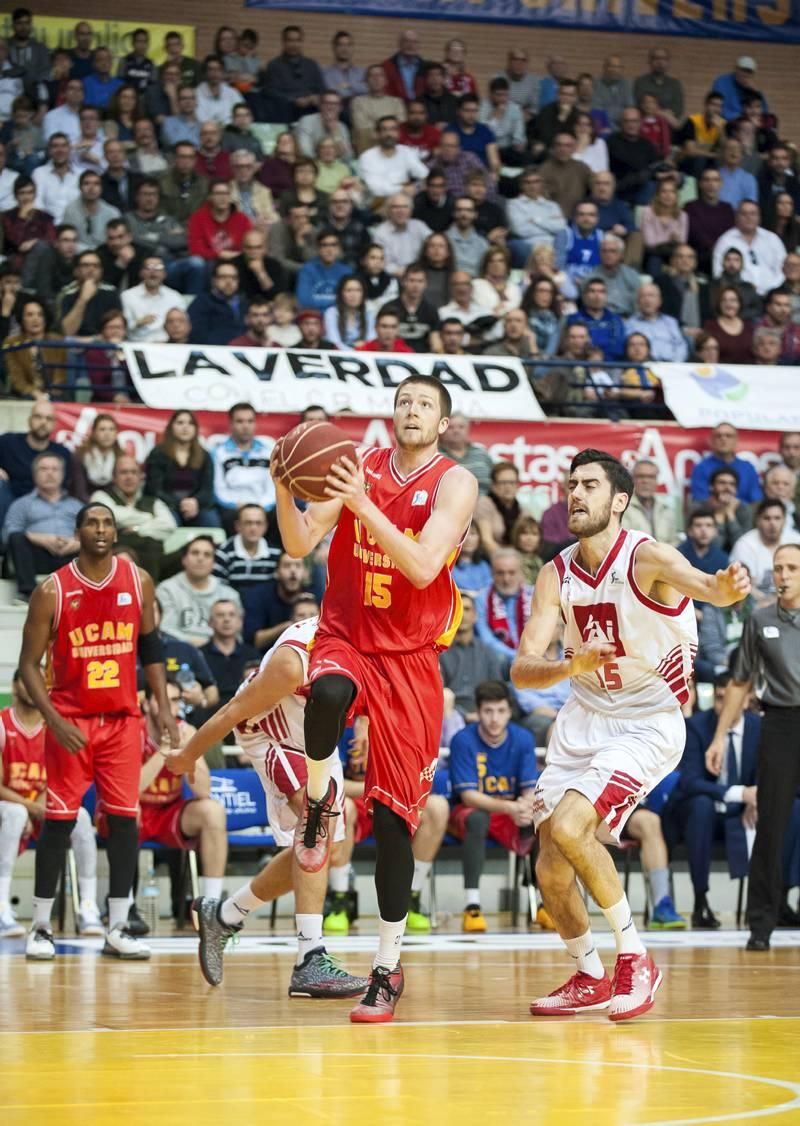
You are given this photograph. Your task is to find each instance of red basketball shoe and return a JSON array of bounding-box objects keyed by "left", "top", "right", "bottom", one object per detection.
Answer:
[
  {"left": 530, "top": 971, "right": 613, "bottom": 1015},
  {"left": 350, "top": 964, "right": 405, "bottom": 1023},
  {"left": 608, "top": 951, "right": 662, "bottom": 1022},
  {"left": 293, "top": 778, "right": 340, "bottom": 873}
]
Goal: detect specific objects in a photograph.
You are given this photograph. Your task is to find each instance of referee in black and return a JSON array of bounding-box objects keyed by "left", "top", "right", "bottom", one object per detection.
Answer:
[{"left": 705, "top": 543, "right": 800, "bottom": 950}]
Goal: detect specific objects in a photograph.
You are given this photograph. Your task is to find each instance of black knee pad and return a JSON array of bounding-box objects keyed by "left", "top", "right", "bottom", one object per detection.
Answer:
[
  {"left": 308, "top": 674, "right": 356, "bottom": 719},
  {"left": 40, "top": 818, "right": 77, "bottom": 844},
  {"left": 105, "top": 813, "right": 139, "bottom": 843},
  {"left": 372, "top": 800, "right": 411, "bottom": 844}
]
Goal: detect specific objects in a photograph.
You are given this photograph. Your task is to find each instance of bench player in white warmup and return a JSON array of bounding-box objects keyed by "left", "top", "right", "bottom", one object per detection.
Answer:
[
  {"left": 512, "top": 449, "right": 750, "bottom": 1021},
  {"left": 166, "top": 612, "right": 367, "bottom": 999}
]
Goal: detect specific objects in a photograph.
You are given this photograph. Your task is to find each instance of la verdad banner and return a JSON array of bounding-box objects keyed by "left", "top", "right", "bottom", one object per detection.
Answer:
[
  {"left": 52, "top": 404, "right": 784, "bottom": 514},
  {"left": 246, "top": 0, "right": 800, "bottom": 43},
  {"left": 654, "top": 363, "right": 800, "bottom": 432},
  {"left": 120, "top": 344, "right": 546, "bottom": 423}
]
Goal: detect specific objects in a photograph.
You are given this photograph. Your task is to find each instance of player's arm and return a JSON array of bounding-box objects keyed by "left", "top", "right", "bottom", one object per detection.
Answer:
[
  {"left": 511, "top": 563, "right": 616, "bottom": 689},
  {"left": 165, "top": 644, "right": 306, "bottom": 775},
  {"left": 138, "top": 568, "right": 180, "bottom": 749},
  {"left": 272, "top": 460, "right": 343, "bottom": 558},
  {"left": 633, "top": 540, "right": 751, "bottom": 608},
  {"left": 18, "top": 580, "right": 87, "bottom": 753},
  {"left": 326, "top": 461, "right": 479, "bottom": 589}
]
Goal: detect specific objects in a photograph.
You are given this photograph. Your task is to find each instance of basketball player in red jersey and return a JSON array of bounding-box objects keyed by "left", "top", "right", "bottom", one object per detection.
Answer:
[
  {"left": 18, "top": 502, "right": 177, "bottom": 961},
  {"left": 273, "top": 376, "right": 478, "bottom": 1022}
]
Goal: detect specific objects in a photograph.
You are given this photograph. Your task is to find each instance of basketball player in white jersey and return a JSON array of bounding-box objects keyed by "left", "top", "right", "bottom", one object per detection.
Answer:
[
  {"left": 512, "top": 449, "right": 750, "bottom": 1021},
  {"left": 165, "top": 610, "right": 367, "bottom": 999}
]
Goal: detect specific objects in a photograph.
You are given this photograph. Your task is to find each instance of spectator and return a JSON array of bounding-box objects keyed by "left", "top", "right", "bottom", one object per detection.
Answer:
[
  {"left": 507, "top": 167, "right": 566, "bottom": 267},
  {"left": 355, "top": 242, "right": 398, "bottom": 313},
  {"left": 678, "top": 505, "right": 730, "bottom": 580},
  {"left": 445, "top": 196, "right": 488, "bottom": 278},
  {"left": 637, "top": 93, "right": 672, "bottom": 160},
  {"left": 710, "top": 246, "right": 763, "bottom": 321},
  {"left": 55, "top": 248, "right": 121, "bottom": 337},
  {"left": 435, "top": 130, "right": 486, "bottom": 198},
  {"left": 510, "top": 513, "right": 544, "bottom": 585},
  {"left": 295, "top": 90, "right": 353, "bottom": 162},
  {"left": 350, "top": 64, "right": 406, "bottom": 156},
  {"left": 494, "top": 49, "right": 539, "bottom": 119},
  {"left": 472, "top": 246, "right": 522, "bottom": 325},
  {"left": 61, "top": 169, "right": 120, "bottom": 253},
  {"left": 607, "top": 107, "right": 659, "bottom": 208},
  {"left": 100, "top": 140, "right": 142, "bottom": 213},
  {"left": 621, "top": 458, "right": 679, "bottom": 543},
  {"left": 770, "top": 191, "right": 800, "bottom": 256},
  {"left": 752, "top": 325, "right": 783, "bottom": 365},
  {"left": 528, "top": 78, "right": 580, "bottom": 160},
  {"left": 232, "top": 229, "right": 287, "bottom": 302},
  {"left": 3, "top": 298, "right": 65, "bottom": 398},
  {"left": 656, "top": 243, "right": 712, "bottom": 341},
  {"left": 625, "top": 282, "right": 688, "bottom": 361},
  {"left": 712, "top": 55, "right": 768, "bottom": 122},
  {"left": 718, "top": 139, "right": 759, "bottom": 211},
  {"left": 323, "top": 275, "right": 375, "bottom": 349},
  {"left": 521, "top": 274, "right": 563, "bottom": 355},
  {"left": 70, "top": 105, "right": 107, "bottom": 176},
  {"left": 68, "top": 21, "right": 94, "bottom": 81},
  {"left": 563, "top": 201, "right": 604, "bottom": 287},
  {"left": 372, "top": 191, "right": 431, "bottom": 277},
  {"left": 42, "top": 77, "right": 83, "bottom": 143},
  {"left": 419, "top": 62, "right": 457, "bottom": 128},
  {"left": 187, "top": 259, "right": 247, "bottom": 346},
  {"left": 196, "top": 598, "right": 259, "bottom": 717},
  {"left": 126, "top": 177, "right": 204, "bottom": 295},
  {"left": 70, "top": 411, "right": 120, "bottom": 497},
  {"left": 731, "top": 498, "right": 800, "bottom": 601},
  {"left": 633, "top": 46, "right": 684, "bottom": 126},
  {"left": 702, "top": 285, "right": 755, "bottom": 363},
  {"left": 195, "top": 55, "right": 243, "bottom": 127},
  {"left": 573, "top": 111, "right": 609, "bottom": 175},
  {"left": 222, "top": 103, "right": 263, "bottom": 160},
  {"left": 0, "top": 101, "right": 38, "bottom": 181},
  {"left": 464, "top": 170, "right": 507, "bottom": 242},
  {"left": 756, "top": 286, "right": 800, "bottom": 362},
  {"left": 707, "top": 466, "right": 753, "bottom": 553},
  {"left": 593, "top": 55, "right": 634, "bottom": 128},
  {"left": 0, "top": 401, "right": 72, "bottom": 527},
  {"left": 160, "top": 31, "right": 200, "bottom": 90},
  {"left": 436, "top": 314, "right": 468, "bottom": 355},
  {"left": 159, "top": 142, "right": 209, "bottom": 223},
  {"left": 474, "top": 462, "right": 521, "bottom": 555},
  {"left": 187, "top": 178, "right": 251, "bottom": 261},
  {"left": 779, "top": 431, "right": 800, "bottom": 476},
  {"left": 479, "top": 77, "right": 525, "bottom": 165},
  {"left": 448, "top": 94, "right": 499, "bottom": 176},
  {"left": 82, "top": 46, "right": 122, "bottom": 110},
  {"left": 676, "top": 91, "right": 725, "bottom": 175},
  {"left": 156, "top": 535, "right": 242, "bottom": 647},
  {"left": 91, "top": 454, "right": 176, "bottom": 580},
  {"left": 382, "top": 30, "right": 426, "bottom": 102},
  {"left": 713, "top": 201, "right": 786, "bottom": 298},
  {"left": 213, "top": 502, "right": 281, "bottom": 635},
  {"left": 380, "top": 263, "right": 440, "bottom": 351},
  {"left": 357, "top": 115, "right": 428, "bottom": 203},
  {"left": 568, "top": 277, "right": 626, "bottom": 361},
  {"left": 261, "top": 26, "right": 325, "bottom": 123},
  {"left": 640, "top": 179, "right": 689, "bottom": 276},
  {"left": 685, "top": 166, "right": 735, "bottom": 276},
  {"left": 437, "top": 269, "right": 493, "bottom": 348},
  {"left": 32, "top": 133, "right": 79, "bottom": 223},
  {"left": 575, "top": 72, "right": 610, "bottom": 135},
  {"left": 161, "top": 85, "right": 201, "bottom": 151},
  {"left": 95, "top": 217, "right": 147, "bottom": 292},
  {"left": 588, "top": 168, "right": 636, "bottom": 246},
  {"left": 82, "top": 309, "right": 134, "bottom": 403},
  {"left": 1, "top": 174, "right": 55, "bottom": 270},
  {"left": 211, "top": 401, "right": 275, "bottom": 531},
  {"left": 757, "top": 144, "right": 800, "bottom": 225},
  {"left": 246, "top": 552, "right": 306, "bottom": 648},
  {"left": 295, "top": 230, "right": 351, "bottom": 312},
  {"left": 7, "top": 8, "right": 50, "bottom": 84},
  {"left": 144, "top": 408, "right": 217, "bottom": 527},
  {"left": 322, "top": 190, "right": 369, "bottom": 267},
  {"left": 2, "top": 453, "right": 81, "bottom": 601},
  {"left": 584, "top": 234, "right": 641, "bottom": 317},
  {"left": 141, "top": 63, "right": 180, "bottom": 131},
  {"left": 448, "top": 679, "right": 538, "bottom": 932},
  {"left": 695, "top": 585, "right": 754, "bottom": 683},
  {"left": 323, "top": 30, "right": 367, "bottom": 104},
  {"left": 690, "top": 422, "right": 762, "bottom": 503},
  {"left": 116, "top": 27, "right": 155, "bottom": 92},
  {"left": 194, "top": 120, "right": 231, "bottom": 182},
  {"left": 437, "top": 412, "right": 494, "bottom": 495},
  {"left": 539, "top": 132, "right": 592, "bottom": 221},
  {"left": 267, "top": 202, "right": 317, "bottom": 280},
  {"left": 451, "top": 522, "right": 492, "bottom": 593},
  {"left": 258, "top": 132, "right": 297, "bottom": 200},
  {"left": 443, "top": 38, "right": 477, "bottom": 99},
  {"left": 413, "top": 169, "right": 454, "bottom": 234},
  {"left": 483, "top": 307, "right": 536, "bottom": 361},
  {"left": 296, "top": 306, "right": 337, "bottom": 350},
  {"left": 761, "top": 462, "right": 798, "bottom": 529},
  {"left": 355, "top": 305, "right": 414, "bottom": 353},
  {"left": 228, "top": 295, "right": 273, "bottom": 348}
]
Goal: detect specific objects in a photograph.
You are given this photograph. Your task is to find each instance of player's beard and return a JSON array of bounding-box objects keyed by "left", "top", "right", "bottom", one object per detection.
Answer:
[
  {"left": 394, "top": 419, "right": 439, "bottom": 451},
  {"left": 568, "top": 498, "right": 613, "bottom": 539}
]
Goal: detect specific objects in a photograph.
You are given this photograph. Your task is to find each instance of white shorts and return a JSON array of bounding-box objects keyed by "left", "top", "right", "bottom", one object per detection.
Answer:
[
  {"left": 532, "top": 696, "right": 685, "bottom": 843},
  {"left": 240, "top": 742, "right": 346, "bottom": 849}
]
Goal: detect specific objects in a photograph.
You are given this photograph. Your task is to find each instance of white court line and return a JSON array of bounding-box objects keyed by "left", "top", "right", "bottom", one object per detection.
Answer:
[{"left": 125, "top": 1050, "right": 800, "bottom": 1126}]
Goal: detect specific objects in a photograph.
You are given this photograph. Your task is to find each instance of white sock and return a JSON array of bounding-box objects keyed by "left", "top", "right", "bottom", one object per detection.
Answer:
[
  {"left": 78, "top": 878, "right": 97, "bottom": 906},
  {"left": 70, "top": 809, "right": 97, "bottom": 902},
  {"left": 0, "top": 874, "right": 11, "bottom": 904},
  {"left": 296, "top": 913, "right": 323, "bottom": 965},
  {"left": 32, "top": 896, "right": 54, "bottom": 928},
  {"left": 203, "top": 876, "right": 223, "bottom": 900},
  {"left": 108, "top": 897, "right": 129, "bottom": 931},
  {"left": 220, "top": 881, "right": 264, "bottom": 926},
  {"left": 328, "top": 864, "right": 350, "bottom": 894},
  {"left": 373, "top": 914, "right": 406, "bottom": 971},
  {"left": 411, "top": 859, "right": 431, "bottom": 894},
  {"left": 464, "top": 887, "right": 480, "bottom": 909},
  {"left": 649, "top": 868, "right": 670, "bottom": 907},
  {"left": 306, "top": 751, "right": 337, "bottom": 802},
  {"left": 602, "top": 894, "right": 646, "bottom": 955},
  {"left": 564, "top": 929, "right": 606, "bottom": 979}
]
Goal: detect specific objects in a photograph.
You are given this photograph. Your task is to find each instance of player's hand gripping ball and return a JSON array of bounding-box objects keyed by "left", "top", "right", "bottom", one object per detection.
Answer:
[{"left": 272, "top": 421, "right": 358, "bottom": 503}]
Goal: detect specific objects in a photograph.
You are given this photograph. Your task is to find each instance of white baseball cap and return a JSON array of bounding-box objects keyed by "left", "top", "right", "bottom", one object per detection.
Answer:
[{"left": 736, "top": 56, "right": 757, "bottom": 71}]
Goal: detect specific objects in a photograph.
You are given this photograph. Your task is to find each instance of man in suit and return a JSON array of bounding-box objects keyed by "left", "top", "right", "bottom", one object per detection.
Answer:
[{"left": 666, "top": 673, "right": 760, "bottom": 928}]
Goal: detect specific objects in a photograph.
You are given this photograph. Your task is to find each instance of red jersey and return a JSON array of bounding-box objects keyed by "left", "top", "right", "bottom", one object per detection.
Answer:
[
  {"left": 319, "top": 447, "right": 464, "bottom": 655},
  {"left": 0, "top": 707, "right": 46, "bottom": 801},
  {"left": 48, "top": 557, "right": 143, "bottom": 718},
  {"left": 140, "top": 725, "right": 183, "bottom": 807}
]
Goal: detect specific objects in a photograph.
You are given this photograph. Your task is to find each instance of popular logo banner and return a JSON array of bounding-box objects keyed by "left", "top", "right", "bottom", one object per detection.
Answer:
[
  {"left": 245, "top": 0, "right": 800, "bottom": 43},
  {"left": 121, "top": 344, "right": 546, "bottom": 422},
  {"left": 654, "top": 362, "right": 800, "bottom": 432}
]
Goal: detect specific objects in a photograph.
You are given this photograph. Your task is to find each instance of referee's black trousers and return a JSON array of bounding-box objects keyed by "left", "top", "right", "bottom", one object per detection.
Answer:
[{"left": 746, "top": 708, "right": 800, "bottom": 938}]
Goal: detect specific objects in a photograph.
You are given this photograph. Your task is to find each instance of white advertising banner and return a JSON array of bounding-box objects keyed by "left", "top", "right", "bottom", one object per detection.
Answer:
[
  {"left": 121, "top": 344, "right": 546, "bottom": 422},
  {"left": 654, "top": 362, "right": 800, "bottom": 431}
]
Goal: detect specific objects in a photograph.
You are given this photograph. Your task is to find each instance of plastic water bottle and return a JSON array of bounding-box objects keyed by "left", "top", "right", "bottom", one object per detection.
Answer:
[
  {"left": 175, "top": 663, "right": 196, "bottom": 691},
  {"left": 140, "top": 862, "right": 160, "bottom": 936}
]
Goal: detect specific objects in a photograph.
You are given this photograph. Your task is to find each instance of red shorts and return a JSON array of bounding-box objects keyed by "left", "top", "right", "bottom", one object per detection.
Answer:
[
  {"left": 448, "top": 804, "right": 534, "bottom": 857},
  {"left": 310, "top": 634, "right": 443, "bottom": 833},
  {"left": 45, "top": 713, "right": 142, "bottom": 821},
  {"left": 138, "top": 800, "right": 198, "bottom": 851}
]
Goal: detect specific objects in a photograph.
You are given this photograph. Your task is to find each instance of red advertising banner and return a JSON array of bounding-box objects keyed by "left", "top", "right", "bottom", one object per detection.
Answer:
[{"left": 53, "top": 403, "right": 784, "bottom": 512}]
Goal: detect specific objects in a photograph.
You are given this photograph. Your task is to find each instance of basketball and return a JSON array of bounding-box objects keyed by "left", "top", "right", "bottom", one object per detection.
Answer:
[{"left": 272, "top": 421, "right": 358, "bottom": 502}]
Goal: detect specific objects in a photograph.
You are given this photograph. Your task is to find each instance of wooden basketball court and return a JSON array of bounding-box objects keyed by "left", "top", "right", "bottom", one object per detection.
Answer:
[{"left": 2, "top": 927, "right": 799, "bottom": 1126}]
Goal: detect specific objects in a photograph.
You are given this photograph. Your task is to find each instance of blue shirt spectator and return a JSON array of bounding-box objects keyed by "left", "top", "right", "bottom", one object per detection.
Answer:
[
  {"left": 712, "top": 63, "right": 769, "bottom": 123},
  {"left": 295, "top": 241, "right": 352, "bottom": 313},
  {"left": 82, "top": 48, "right": 123, "bottom": 110},
  {"left": 449, "top": 720, "right": 538, "bottom": 802},
  {"left": 474, "top": 562, "right": 533, "bottom": 663},
  {"left": 690, "top": 423, "right": 763, "bottom": 503},
  {"left": 448, "top": 114, "right": 497, "bottom": 170},
  {"left": 678, "top": 509, "right": 730, "bottom": 578},
  {"left": 719, "top": 162, "right": 759, "bottom": 211},
  {"left": 568, "top": 280, "right": 627, "bottom": 360}
]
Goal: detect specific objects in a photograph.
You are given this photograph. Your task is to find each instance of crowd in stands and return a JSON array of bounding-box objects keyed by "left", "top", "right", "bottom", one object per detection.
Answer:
[{"left": 0, "top": 12, "right": 796, "bottom": 412}]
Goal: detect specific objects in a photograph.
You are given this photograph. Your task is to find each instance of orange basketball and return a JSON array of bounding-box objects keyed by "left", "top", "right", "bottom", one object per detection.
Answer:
[{"left": 272, "top": 421, "right": 358, "bottom": 503}]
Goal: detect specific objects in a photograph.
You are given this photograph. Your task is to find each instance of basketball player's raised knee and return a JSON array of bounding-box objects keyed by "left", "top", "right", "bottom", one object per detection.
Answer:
[{"left": 549, "top": 792, "right": 598, "bottom": 855}]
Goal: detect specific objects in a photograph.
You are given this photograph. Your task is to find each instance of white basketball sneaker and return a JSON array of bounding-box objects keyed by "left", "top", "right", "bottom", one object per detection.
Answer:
[
  {"left": 0, "top": 903, "right": 25, "bottom": 938},
  {"left": 77, "top": 901, "right": 105, "bottom": 937},
  {"left": 101, "top": 924, "right": 151, "bottom": 960},
  {"left": 25, "top": 926, "right": 56, "bottom": 960}
]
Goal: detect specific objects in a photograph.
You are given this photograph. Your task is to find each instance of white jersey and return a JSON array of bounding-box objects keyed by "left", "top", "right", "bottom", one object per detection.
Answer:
[
  {"left": 234, "top": 617, "right": 317, "bottom": 753},
  {"left": 553, "top": 529, "right": 697, "bottom": 718}
]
